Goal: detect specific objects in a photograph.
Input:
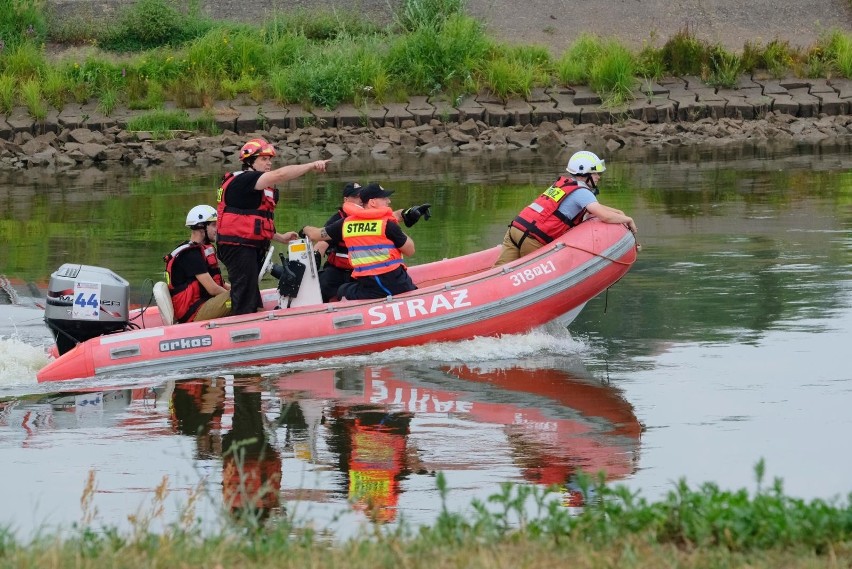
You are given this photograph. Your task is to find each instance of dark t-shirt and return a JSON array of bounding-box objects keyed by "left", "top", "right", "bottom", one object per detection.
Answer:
[
  {"left": 171, "top": 245, "right": 212, "bottom": 299},
  {"left": 325, "top": 217, "right": 408, "bottom": 248},
  {"left": 223, "top": 171, "right": 279, "bottom": 209}
]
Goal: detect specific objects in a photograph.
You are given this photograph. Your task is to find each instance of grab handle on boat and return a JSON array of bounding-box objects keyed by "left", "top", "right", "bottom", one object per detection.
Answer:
[
  {"left": 230, "top": 328, "right": 261, "bottom": 343},
  {"left": 110, "top": 345, "right": 141, "bottom": 359}
]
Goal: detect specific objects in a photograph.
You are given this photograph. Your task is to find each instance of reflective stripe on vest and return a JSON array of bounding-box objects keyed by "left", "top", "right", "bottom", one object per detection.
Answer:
[{"left": 341, "top": 205, "right": 403, "bottom": 278}]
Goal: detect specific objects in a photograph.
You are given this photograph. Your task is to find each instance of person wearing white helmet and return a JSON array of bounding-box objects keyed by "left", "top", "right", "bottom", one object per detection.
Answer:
[
  {"left": 494, "top": 150, "right": 638, "bottom": 266},
  {"left": 216, "top": 137, "right": 331, "bottom": 315},
  {"left": 163, "top": 205, "right": 232, "bottom": 323}
]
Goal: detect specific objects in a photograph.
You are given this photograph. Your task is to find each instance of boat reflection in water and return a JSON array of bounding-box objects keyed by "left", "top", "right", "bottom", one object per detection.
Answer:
[
  {"left": 171, "top": 378, "right": 283, "bottom": 523},
  {"left": 261, "top": 362, "right": 641, "bottom": 523},
  {"left": 1, "top": 362, "right": 641, "bottom": 529}
]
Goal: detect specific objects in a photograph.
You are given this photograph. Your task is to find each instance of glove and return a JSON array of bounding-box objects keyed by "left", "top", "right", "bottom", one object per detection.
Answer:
[{"left": 401, "top": 203, "right": 432, "bottom": 228}]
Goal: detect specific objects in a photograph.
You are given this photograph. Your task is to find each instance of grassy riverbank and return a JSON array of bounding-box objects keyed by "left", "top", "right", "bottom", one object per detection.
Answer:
[
  {"left": 1, "top": 464, "right": 850, "bottom": 568},
  {"left": 1, "top": 0, "right": 852, "bottom": 131}
]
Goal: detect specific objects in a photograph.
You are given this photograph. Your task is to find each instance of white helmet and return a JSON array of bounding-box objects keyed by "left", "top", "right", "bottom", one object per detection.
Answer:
[
  {"left": 566, "top": 151, "right": 606, "bottom": 176},
  {"left": 185, "top": 205, "right": 217, "bottom": 228}
]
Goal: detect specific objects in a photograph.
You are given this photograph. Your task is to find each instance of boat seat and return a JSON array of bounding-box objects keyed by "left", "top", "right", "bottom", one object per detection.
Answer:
[{"left": 152, "top": 281, "right": 175, "bottom": 326}]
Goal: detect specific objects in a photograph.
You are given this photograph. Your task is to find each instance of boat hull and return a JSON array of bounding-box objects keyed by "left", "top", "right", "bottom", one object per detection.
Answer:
[{"left": 37, "top": 220, "right": 637, "bottom": 382}]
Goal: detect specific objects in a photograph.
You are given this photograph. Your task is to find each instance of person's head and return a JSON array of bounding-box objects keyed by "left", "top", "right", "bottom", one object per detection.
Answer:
[
  {"left": 566, "top": 150, "right": 606, "bottom": 192},
  {"left": 341, "top": 182, "right": 362, "bottom": 205},
  {"left": 239, "top": 138, "right": 276, "bottom": 172},
  {"left": 185, "top": 204, "right": 218, "bottom": 243},
  {"left": 359, "top": 182, "right": 393, "bottom": 208}
]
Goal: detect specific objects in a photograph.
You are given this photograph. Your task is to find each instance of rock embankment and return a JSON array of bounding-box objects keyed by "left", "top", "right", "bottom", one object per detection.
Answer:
[{"left": 2, "top": 75, "right": 851, "bottom": 170}]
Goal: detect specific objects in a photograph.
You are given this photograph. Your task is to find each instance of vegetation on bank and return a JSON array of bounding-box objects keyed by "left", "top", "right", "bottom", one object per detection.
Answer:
[
  {"left": 0, "top": 0, "right": 851, "bottom": 128},
  {"left": 0, "top": 462, "right": 850, "bottom": 568}
]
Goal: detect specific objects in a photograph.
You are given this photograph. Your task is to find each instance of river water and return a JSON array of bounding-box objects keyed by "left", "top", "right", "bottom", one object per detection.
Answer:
[{"left": 0, "top": 142, "right": 850, "bottom": 538}]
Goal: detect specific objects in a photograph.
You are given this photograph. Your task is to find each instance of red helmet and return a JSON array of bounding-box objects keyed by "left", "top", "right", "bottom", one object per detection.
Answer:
[{"left": 239, "top": 138, "right": 276, "bottom": 162}]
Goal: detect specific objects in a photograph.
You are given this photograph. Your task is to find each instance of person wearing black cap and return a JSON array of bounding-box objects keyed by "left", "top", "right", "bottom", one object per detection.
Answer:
[
  {"left": 315, "top": 182, "right": 363, "bottom": 302},
  {"left": 303, "top": 183, "right": 417, "bottom": 300}
]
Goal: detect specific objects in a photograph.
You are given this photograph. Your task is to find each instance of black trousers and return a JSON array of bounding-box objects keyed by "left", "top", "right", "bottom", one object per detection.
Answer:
[
  {"left": 337, "top": 266, "right": 416, "bottom": 300},
  {"left": 218, "top": 244, "right": 265, "bottom": 315},
  {"left": 319, "top": 264, "right": 353, "bottom": 302}
]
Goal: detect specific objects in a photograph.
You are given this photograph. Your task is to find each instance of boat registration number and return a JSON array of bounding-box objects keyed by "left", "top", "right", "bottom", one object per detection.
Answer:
[{"left": 509, "top": 261, "right": 556, "bottom": 286}]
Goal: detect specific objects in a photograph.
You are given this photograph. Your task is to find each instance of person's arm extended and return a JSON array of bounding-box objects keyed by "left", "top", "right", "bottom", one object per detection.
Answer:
[
  {"left": 256, "top": 160, "right": 330, "bottom": 188},
  {"left": 195, "top": 272, "right": 229, "bottom": 296},
  {"left": 272, "top": 231, "right": 298, "bottom": 244},
  {"left": 399, "top": 237, "right": 415, "bottom": 257},
  {"left": 585, "top": 201, "right": 638, "bottom": 233},
  {"left": 303, "top": 218, "right": 343, "bottom": 242}
]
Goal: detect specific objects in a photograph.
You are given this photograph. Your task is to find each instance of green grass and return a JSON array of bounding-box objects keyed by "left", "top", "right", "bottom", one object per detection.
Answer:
[
  {"left": 0, "top": 74, "right": 17, "bottom": 115},
  {"left": 0, "top": 461, "right": 849, "bottom": 569},
  {"left": 125, "top": 109, "right": 219, "bottom": 138},
  {"left": 19, "top": 78, "right": 46, "bottom": 120},
  {"left": 1, "top": 0, "right": 852, "bottom": 121}
]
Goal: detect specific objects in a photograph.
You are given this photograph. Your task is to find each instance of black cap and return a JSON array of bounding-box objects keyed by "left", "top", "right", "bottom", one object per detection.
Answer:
[
  {"left": 360, "top": 182, "right": 393, "bottom": 201},
  {"left": 342, "top": 182, "right": 362, "bottom": 197}
]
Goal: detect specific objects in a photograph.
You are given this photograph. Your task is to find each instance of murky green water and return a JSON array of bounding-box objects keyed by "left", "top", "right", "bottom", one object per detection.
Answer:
[{"left": 1, "top": 142, "right": 850, "bottom": 538}]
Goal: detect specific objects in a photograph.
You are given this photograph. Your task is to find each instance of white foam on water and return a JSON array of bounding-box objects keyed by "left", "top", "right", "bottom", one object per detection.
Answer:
[
  {"left": 255, "top": 322, "right": 590, "bottom": 377},
  {"left": 0, "top": 335, "right": 48, "bottom": 387}
]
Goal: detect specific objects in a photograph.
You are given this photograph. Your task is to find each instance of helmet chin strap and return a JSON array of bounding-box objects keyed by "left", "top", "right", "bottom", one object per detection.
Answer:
[
  {"left": 584, "top": 174, "right": 600, "bottom": 195},
  {"left": 190, "top": 225, "right": 212, "bottom": 245}
]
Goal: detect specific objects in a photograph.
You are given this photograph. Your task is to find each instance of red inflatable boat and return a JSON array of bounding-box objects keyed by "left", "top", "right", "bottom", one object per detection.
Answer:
[{"left": 38, "top": 219, "right": 638, "bottom": 382}]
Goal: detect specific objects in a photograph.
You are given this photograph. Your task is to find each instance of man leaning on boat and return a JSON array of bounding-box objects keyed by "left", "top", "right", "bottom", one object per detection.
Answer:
[
  {"left": 303, "top": 183, "right": 418, "bottom": 300},
  {"left": 494, "top": 150, "right": 638, "bottom": 267}
]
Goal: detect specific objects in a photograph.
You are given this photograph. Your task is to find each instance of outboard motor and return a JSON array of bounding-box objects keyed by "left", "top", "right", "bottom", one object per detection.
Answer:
[{"left": 44, "top": 264, "right": 130, "bottom": 356}]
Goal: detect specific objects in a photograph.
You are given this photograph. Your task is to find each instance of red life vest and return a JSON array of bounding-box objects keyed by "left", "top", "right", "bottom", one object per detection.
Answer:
[
  {"left": 222, "top": 451, "right": 282, "bottom": 512},
  {"left": 511, "top": 176, "right": 589, "bottom": 244},
  {"left": 341, "top": 202, "right": 404, "bottom": 278},
  {"left": 216, "top": 171, "right": 278, "bottom": 249},
  {"left": 325, "top": 209, "right": 352, "bottom": 270},
  {"left": 164, "top": 241, "right": 224, "bottom": 323}
]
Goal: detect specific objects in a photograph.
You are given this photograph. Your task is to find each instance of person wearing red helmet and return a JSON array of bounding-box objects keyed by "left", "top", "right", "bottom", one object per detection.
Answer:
[{"left": 216, "top": 138, "right": 330, "bottom": 315}]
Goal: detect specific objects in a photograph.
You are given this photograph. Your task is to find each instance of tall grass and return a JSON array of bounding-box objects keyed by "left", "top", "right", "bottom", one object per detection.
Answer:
[
  {"left": 126, "top": 109, "right": 218, "bottom": 137},
  {"left": 826, "top": 30, "right": 852, "bottom": 77},
  {"left": 396, "top": 0, "right": 466, "bottom": 32},
  {"left": 0, "top": 462, "right": 849, "bottom": 569},
  {"left": 482, "top": 45, "right": 551, "bottom": 100},
  {"left": 19, "top": 78, "right": 46, "bottom": 120},
  {"left": 589, "top": 42, "right": 636, "bottom": 106},
  {"left": 386, "top": 13, "right": 490, "bottom": 95},
  {"left": 0, "top": 74, "right": 16, "bottom": 115},
  {"left": 707, "top": 47, "right": 741, "bottom": 88},
  {"left": 185, "top": 26, "right": 269, "bottom": 80},
  {"left": 0, "top": 0, "right": 850, "bottom": 120},
  {"left": 555, "top": 34, "right": 604, "bottom": 85},
  {"left": 660, "top": 27, "right": 707, "bottom": 76},
  {"left": 0, "top": 0, "right": 47, "bottom": 50},
  {"left": 40, "top": 66, "right": 67, "bottom": 110},
  {"left": 99, "top": 0, "right": 212, "bottom": 51}
]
